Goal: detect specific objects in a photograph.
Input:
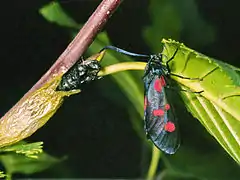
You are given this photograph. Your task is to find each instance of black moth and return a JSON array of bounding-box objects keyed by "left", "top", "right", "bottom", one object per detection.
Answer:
[
  {"left": 143, "top": 53, "right": 180, "bottom": 154},
  {"left": 56, "top": 57, "right": 102, "bottom": 91},
  {"left": 100, "top": 46, "right": 180, "bottom": 154}
]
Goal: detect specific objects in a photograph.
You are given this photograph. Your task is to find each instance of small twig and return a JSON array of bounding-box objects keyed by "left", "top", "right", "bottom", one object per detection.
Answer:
[{"left": 1, "top": 0, "right": 121, "bottom": 120}]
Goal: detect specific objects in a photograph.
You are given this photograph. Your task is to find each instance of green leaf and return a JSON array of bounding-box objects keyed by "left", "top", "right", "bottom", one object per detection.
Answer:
[
  {"left": 0, "top": 141, "right": 62, "bottom": 177},
  {"left": 0, "top": 151, "right": 62, "bottom": 176},
  {"left": 39, "top": 2, "right": 80, "bottom": 29},
  {"left": 161, "top": 39, "right": 240, "bottom": 163},
  {"left": 0, "top": 141, "right": 43, "bottom": 159},
  {"left": 0, "top": 171, "right": 6, "bottom": 179}
]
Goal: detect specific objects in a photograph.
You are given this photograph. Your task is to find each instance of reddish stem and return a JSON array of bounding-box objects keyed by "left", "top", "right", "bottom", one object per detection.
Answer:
[
  {"left": 32, "top": 0, "right": 121, "bottom": 92},
  {"left": 1, "top": 0, "right": 121, "bottom": 119}
]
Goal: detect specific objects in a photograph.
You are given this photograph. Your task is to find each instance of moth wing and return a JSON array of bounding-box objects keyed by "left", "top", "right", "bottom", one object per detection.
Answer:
[{"left": 144, "top": 75, "right": 180, "bottom": 154}]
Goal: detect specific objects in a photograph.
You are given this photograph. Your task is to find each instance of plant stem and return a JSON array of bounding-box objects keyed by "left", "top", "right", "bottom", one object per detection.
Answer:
[
  {"left": 32, "top": 0, "right": 122, "bottom": 92},
  {"left": 147, "top": 146, "right": 161, "bottom": 180},
  {"left": 98, "top": 62, "right": 146, "bottom": 76}
]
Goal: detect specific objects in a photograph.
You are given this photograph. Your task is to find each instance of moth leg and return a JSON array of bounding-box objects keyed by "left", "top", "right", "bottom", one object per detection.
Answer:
[
  {"left": 171, "top": 64, "right": 219, "bottom": 82},
  {"left": 198, "top": 66, "right": 219, "bottom": 81},
  {"left": 166, "top": 48, "right": 179, "bottom": 70},
  {"left": 165, "top": 48, "right": 201, "bottom": 81},
  {"left": 165, "top": 85, "right": 203, "bottom": 94},
  {"left": 166, "top": 48, "right": 220, "bottom": 82},
  {"left": 221, "top": 95, "right": 240, "bottom": 100},
  {"left": 170, "top": 73, "right": 202, "bottom": 81},
  {"left": 220, "top": 89, "right": 240, "bottom": 100},
  {"left": 169, "top": 68, "right": 221, "bottom": 81},
  {"left": 179, "top": 89, "right": 204, "bottom": 94}
]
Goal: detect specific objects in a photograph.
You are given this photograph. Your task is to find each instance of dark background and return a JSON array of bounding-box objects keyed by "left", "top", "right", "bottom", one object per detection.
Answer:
[{"left": 0, "top": 0, "right": 240, "bottom": 179}]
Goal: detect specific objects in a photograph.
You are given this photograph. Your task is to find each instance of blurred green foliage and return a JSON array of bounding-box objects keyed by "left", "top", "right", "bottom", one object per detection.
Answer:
[
  {"left": 0, "top": 142, "right": 61, "bottom": 178},
  {"left": 144, "top": 0, "right": 215, "bottom": 52}
]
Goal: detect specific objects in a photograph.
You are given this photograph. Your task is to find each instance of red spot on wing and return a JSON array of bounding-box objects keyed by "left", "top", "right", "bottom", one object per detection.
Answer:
[
  {"left": 153, "top": 109, "right": 164, "bottom": 116},
  {"left": 164, "top": 122, "right": 175, "bottom": 132},
  {"left": 144, "top": 96, "right": 147, "bottom": 110},
  {"left": 165, "top": 104, "right": 170, "bottom": 110},
  {"left": 154, "top": 78, "right": 162, "bottom": 92},
  {"left": 154, "top": 76, "right": 166, "bottom": 92},
  {"left": 160, "top": 76, "right": 166, "bottom": 87}
]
